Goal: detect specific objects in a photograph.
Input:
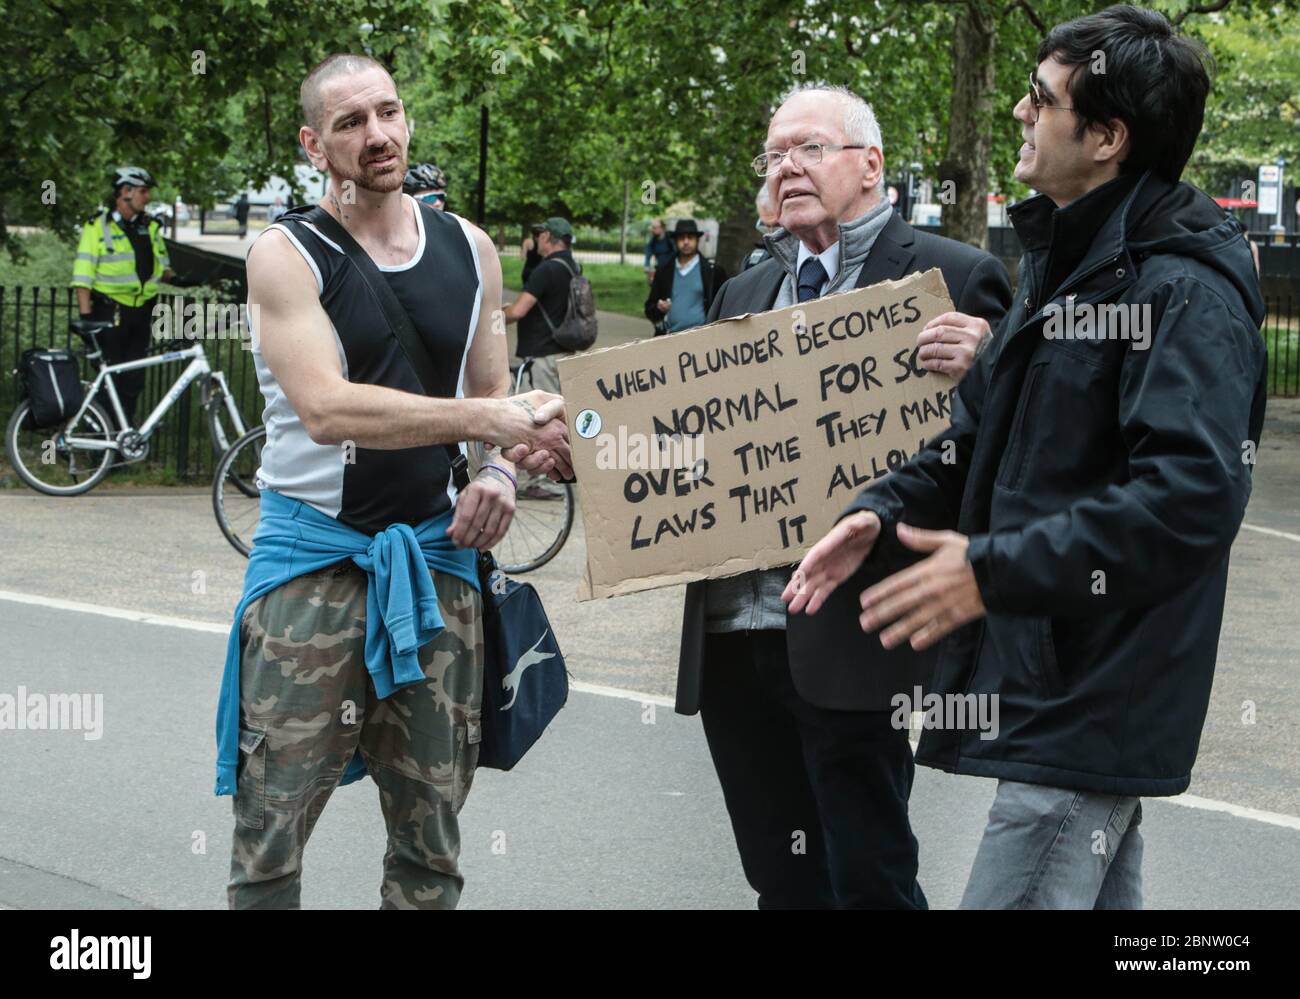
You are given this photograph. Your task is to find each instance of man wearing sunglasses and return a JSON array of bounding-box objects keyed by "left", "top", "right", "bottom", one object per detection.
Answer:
[
  {"left": 673, "top": 82, "right": 1011, "bottom": 910},
  {"left": 787, "top": 4, "right": 1267, "bottom": 908},
  {"left": 403, "top": 162, "right": 448, "bottom": 210}
]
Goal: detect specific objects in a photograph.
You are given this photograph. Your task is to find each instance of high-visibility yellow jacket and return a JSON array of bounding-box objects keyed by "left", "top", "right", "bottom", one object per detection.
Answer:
[{"left": 71, "top": 210, "right": 170, "bottom": 307}]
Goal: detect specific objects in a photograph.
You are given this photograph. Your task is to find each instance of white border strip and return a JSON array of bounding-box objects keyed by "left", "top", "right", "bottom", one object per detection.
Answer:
[
  {"left": 2, "top": 586, "right": 1297, "bottom": 831},
  {"left": 264, "top": 222, "right": 324, "bottom": 295}
]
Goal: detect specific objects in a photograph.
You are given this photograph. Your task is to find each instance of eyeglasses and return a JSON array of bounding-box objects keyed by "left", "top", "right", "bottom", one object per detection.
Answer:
[
  {"left": 1026, "top": 72, "right": 1080, "bottom": 124},
  {"left": 752, "top": 142, "right": 866, "bottom": 177},
  {"left": 419, "top": 192, "right": 446, "bottom": 204}
]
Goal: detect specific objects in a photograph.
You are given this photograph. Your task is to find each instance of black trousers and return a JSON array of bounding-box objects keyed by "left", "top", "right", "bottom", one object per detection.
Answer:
[
  {"left": 699, "top": 629, "right": 927, "bottom": 910},
  {"left": 88, "top": 292, "right": 153, "bottom": 427}
]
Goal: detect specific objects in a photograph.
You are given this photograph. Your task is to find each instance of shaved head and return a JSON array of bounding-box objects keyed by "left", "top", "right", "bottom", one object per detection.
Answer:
[
  {"left": 300, "top": 53, "right": 396, "bottom": 131},
  {"left": 298, "top": 54, "right": 409, "bottom": 196}
]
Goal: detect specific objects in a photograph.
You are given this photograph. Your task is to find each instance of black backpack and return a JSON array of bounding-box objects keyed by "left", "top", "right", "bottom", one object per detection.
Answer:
[
  {"left": 19, "top": 348, "right": 84, "bottom": 429},
  {"left": 538, "top": 256, "right": 598, "bottom": 351}
]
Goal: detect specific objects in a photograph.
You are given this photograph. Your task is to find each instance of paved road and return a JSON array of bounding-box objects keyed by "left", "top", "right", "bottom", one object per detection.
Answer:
[
  {"left": 0, "top": 601, "right": 1297, "bottom": 909},
  {"left": 0, "top": 390, "right": 1297, "bottom": 907}
]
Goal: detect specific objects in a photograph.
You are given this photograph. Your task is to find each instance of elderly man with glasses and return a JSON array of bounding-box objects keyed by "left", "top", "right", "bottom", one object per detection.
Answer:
[{"left": 673, "top": 83, "right": 1011, "bottom": 909}]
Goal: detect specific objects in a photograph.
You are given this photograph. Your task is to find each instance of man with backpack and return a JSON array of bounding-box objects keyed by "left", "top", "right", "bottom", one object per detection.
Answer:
[
  {"left": 503, "top": 216, "right": 595, "bottom": 396},
  {"left": 502, "top": 216, "right": 594, "bottom": 497}
]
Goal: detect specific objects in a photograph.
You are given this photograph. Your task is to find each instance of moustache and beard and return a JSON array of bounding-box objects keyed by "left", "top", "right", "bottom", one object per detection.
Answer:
[{"left": 326, "top": 142, "right": 407, "bottom": 194}]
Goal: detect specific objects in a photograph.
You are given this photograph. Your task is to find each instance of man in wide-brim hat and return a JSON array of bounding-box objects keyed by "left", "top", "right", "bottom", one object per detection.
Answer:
[{"left": 644, "top": 217, "right": 728, "bottom": 335}]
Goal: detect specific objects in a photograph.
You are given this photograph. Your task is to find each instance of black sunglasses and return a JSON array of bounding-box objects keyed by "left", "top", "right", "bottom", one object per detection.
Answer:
[{"left": 1027, "top": 72, "right": 1079, "bottom": 123}]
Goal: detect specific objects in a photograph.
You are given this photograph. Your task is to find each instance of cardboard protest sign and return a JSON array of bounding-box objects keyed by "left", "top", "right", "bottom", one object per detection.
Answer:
[{"left": 557, "top": 268, "right": 956, "bottom": 600}]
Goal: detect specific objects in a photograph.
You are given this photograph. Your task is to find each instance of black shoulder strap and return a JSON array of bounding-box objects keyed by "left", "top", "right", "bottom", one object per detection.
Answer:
[
  {"left": 550, "top": 255, "right": 580, "bottom": 278},
  {"left": 295, "top": 202, "right": 469, "bottom": 490}
]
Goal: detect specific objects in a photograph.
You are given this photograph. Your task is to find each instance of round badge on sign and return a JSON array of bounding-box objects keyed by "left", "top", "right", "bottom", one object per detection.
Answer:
[{"left": 575, "top": 409, "right": 602, "bottom": 439}]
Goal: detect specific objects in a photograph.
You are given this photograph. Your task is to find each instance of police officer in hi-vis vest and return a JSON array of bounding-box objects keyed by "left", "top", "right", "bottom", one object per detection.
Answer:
[{"left": 71, "top": 166, "right": 177, "bottom": 426}]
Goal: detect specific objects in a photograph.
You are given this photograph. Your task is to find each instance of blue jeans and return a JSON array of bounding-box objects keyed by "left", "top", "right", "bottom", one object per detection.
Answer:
[{"left": 960, "top": 780, "right": 1144, "bottom": 909}]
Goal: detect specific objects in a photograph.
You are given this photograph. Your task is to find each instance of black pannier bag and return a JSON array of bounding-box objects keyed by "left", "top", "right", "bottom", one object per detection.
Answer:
[{"left": 19, "top": 348, "right": 84, "bottom": 428}]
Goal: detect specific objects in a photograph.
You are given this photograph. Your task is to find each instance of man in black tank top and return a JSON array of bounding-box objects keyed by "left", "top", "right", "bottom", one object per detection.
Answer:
[{"left": 226, "top": 53, "right": 571, "bottom": 910}]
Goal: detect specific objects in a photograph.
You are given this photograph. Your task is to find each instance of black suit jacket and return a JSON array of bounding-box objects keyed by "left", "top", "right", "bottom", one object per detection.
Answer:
[
  {"left": 674, "top": 210, "right": 1012, "bottom": 715},
  {"left": 644, "top": 255, "right": 728, "bottom": 326}
]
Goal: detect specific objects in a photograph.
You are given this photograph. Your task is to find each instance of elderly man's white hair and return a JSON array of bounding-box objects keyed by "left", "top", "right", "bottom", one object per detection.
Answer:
[{"left": 775, "top": 83, "right": 885, "bottom": 194}]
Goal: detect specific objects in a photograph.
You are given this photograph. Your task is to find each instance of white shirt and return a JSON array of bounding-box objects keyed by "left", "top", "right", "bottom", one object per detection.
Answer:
[
  {"left": 676, "top": 254, "right": 701, "bottom": 277},
  {"left": 795, "top": 240, "right": 841, "bottom": 296}
]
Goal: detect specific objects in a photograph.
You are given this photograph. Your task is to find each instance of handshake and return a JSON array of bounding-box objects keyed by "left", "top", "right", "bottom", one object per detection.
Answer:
[
  {"left": 489, "top": 390, "right": 573, "bottom": 481},
  {"left": 448, "top": 389, "right": 572, "bottom": 550}
]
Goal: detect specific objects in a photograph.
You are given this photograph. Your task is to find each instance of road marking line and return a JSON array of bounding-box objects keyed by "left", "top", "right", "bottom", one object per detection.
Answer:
[
  {"left": 0, "top": 589, "right": 228, "bottom": 634},
  {"left": 570, "top": 680, "right": 674, "bottom": 708},
  {"left": 0, "top": 589, "right": 679, "bottom": 705},
  {"left": 4, "top": 587, "right": 1299, "bottom": 832},
  {"left": 1241, "top": 523, "right": 1300, "bottom": 544},
  {"left": 1157, "top": 793, "right": 1300, "bottom": 831}
]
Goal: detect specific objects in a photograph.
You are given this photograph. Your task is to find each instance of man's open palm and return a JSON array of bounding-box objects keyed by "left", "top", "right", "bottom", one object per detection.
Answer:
[{"left": 783, "top": 511, "right": 881, "bottom": 616}]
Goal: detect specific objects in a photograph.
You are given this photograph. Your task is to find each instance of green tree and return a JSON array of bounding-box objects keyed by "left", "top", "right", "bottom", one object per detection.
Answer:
[
  {"left": 1188, "top": 7, "right": 1300, "bottom": 195},
  {"left": 5, "top": 0, "right": 1297, "bottom": 271},
  {"left": 0, "top": 0, "right": 434, "bottom": 252}
]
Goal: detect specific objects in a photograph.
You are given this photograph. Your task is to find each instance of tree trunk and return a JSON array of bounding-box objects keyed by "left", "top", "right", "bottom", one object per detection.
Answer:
[
  {"left": 476, "top": 105, "right": 489, "bottom": 226},
  {"left": 620, "top": 178, "right": 630, "bottom": 265},
  {"left": 716, "top": 193, "right": 760, "bottom": 275},
  {"left": 938, "top": 2, "right": 997, "bottom": 249},
  {"left": 715, "top": 106, "right": 771, "bottom": 273}
]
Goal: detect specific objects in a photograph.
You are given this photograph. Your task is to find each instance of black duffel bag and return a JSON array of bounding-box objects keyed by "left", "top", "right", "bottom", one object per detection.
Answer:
[{"left": 18, "top": 348, "right": 84, "bottom": 428}]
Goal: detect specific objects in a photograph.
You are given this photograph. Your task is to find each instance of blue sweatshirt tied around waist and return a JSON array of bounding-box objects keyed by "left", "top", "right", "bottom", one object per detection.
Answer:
[{"left": 214, "top": 489, "right": 479, "bottom": 796}]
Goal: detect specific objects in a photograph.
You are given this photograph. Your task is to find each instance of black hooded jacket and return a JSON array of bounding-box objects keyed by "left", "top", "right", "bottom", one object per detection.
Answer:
[{"left": 844, "top": 171, "right": 1268, "bottom": 797}]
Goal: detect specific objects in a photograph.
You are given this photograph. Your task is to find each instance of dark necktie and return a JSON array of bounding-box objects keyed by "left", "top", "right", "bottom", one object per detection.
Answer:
[{"left": 797, "top": 256, "right": 828, "bottom": 302}]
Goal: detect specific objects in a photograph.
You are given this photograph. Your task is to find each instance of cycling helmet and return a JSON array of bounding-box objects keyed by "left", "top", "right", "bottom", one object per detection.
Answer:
[
  {"left": 112, "top": 166, "right": 156, "bottom": 190},
  {"left": 402, "top": 162, "right": 446, "bottom": 195}
]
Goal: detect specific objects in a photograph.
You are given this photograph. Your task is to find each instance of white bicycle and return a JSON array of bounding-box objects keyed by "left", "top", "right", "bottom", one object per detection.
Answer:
[{"left": 5, "top": 319, "right": 251, "bottom": 496}]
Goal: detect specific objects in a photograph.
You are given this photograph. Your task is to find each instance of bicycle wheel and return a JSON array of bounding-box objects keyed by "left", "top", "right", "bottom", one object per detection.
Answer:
[
  {"left": 4, "top": 398, "right": 115, "bottom": 496},
  {"left": 213, "top": 425, "right": 265, "bottom": 558},
  {"left": 495, "top": 480, "right": 575, "bottom": 573},
  {"left": 203, "top": 379, "right": 256, "bottom": 496}
]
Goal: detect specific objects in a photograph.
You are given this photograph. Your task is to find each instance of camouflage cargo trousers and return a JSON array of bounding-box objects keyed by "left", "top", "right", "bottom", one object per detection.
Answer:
[{"left": 228, "top": 559, "right": 484, "bottom": 909}]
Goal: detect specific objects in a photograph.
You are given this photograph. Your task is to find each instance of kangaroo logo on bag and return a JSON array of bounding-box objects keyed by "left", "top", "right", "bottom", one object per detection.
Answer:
[
  {"left": 502, "top": 630, "right": 558, "bottom": 711},
  {"left": 477, "top": 549, "right": 568, "bottom": 771}
]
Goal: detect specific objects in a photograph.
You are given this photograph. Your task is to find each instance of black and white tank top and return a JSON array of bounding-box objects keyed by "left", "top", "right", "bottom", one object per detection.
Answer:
[{"left": 248, "top": 196, "right": 482, "bottom": 534}]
